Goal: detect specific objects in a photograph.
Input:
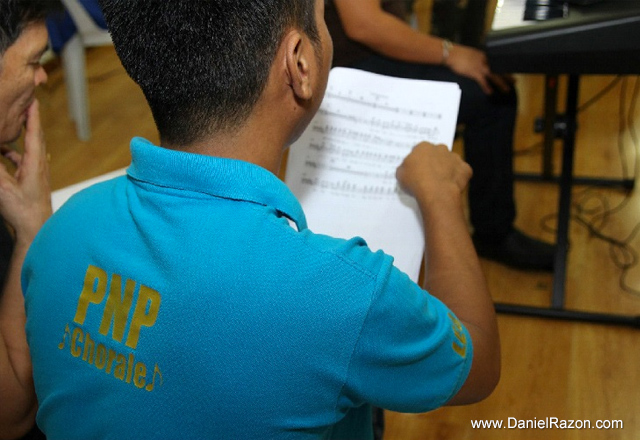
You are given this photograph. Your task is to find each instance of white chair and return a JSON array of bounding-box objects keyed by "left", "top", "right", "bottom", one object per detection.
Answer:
[{"left": 60, "top": 0, "right": 112, "bottom": 141}]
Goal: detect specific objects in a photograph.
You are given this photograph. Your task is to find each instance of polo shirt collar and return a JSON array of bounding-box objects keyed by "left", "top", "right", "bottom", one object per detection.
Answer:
[{"left": 126, "top": 137, "right": 307, "bottom": 231}]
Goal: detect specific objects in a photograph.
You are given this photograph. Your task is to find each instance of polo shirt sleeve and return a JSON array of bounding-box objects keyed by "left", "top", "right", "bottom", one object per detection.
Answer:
[{"left": 341, "top": 258, "right": 473, "bottom": 413}]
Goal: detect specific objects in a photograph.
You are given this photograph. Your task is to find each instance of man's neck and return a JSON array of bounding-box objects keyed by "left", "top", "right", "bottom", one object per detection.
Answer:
[{"left": 163, "top": 116, "right": 289, "bottom": 176}]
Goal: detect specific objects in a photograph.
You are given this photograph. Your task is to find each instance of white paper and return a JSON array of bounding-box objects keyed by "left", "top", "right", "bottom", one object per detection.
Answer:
[{"left": 285, "top": 68, "right": 461, "bottom": 281}]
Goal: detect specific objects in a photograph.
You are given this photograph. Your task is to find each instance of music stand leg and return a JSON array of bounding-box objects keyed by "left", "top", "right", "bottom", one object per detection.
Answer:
[
  {"left": 542, "top": 75, "right": 559, "bottom": 178},
  {"left": 500, "top": 75, "right": 640, "bottom": 328},
  {"left": 550, "top": 74, "right": 579, "bottom": 308}
]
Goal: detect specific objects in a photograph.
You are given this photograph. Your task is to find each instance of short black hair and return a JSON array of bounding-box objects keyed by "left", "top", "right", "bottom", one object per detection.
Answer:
[
  {"left": 0, "top": 0, "right": 62, "bottom": 54},
  {"left": 99, "top": 0, "right": 321, "bottom": 146}
]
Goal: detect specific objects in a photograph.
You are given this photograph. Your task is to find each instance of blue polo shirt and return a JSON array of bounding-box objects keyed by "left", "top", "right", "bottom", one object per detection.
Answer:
[{"left": 23, "top": 137, "right": 472, "bottom": 440}]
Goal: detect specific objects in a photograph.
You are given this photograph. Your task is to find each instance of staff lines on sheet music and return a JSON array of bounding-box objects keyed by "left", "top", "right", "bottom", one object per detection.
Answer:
[
  {"left": 324, "top": 91, "right": 442, "bottom": 119},
  {"left": 312, "top": 125, "right": 405, "bottom": 149},
  {"left": 312, "top": 125, "right": 440, "bottom": 147},
  {"left": 308, "top": 141, "right": 404, "bottom": 164},
  {"left": 303, "top": 160, "right": 395, "bottom": 180},
  {"left": 318, "top": 109, "right": 442, "bottom": 138},
  {"left": 300, "top": 176, "right": 399, "bottom": 198}
]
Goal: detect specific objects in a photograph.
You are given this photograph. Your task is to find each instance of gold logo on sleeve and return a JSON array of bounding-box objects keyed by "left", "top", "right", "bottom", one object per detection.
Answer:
[{"left": 448, "top": 312, "right": 467, "bottom": 358}]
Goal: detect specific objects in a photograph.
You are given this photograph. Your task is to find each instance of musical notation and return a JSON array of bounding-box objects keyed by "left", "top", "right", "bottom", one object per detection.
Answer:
[
  {"left": 314, "top": 114, "right": 442, "bottom": 144},
  {"left": 308, "top": 141, "right": 404, "bottom": 164},
  {"left": 300, "top": 176, "right": 399, "bottom": 198},
  {"left": 323, "top": 90, "right": 444, "bottom": 120},
  {"left": 298, "top": 96, "right": 447, "bottom": 200},
  {"left": 304, "top": 160, "right": 396, "bottom": 179},
  {"left": 285, "top": 68, "right": 461, "bottom": 281}
]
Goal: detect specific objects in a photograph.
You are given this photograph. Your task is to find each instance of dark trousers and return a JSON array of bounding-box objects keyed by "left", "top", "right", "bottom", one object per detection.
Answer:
[{"left": 351, "top": 55, "right": 517, "bottom": 240}]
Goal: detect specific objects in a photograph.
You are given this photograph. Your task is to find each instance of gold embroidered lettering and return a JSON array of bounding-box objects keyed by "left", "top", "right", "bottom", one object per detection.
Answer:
[
  {"left": 126, "top": 353, "right": 134, "bottom": 383},
  {"left": 125, "top": 285, "right": 161, "bottom": 349},
  {"left": 95, "top": 344, "right": 107, "bottom": 370},
  {"left": 145, "top": 363, "right": 163, "bottom": 392},
  {"left": 71, "top": 327, "right": 83, "bottom": 357},
  {"left": 448, "top": 313, "right": 467, "bottom": 358},
  {"left": 82, "top": 332, "right": 95, "bottom": 364},
  {"left": 105, "top": 348, "right": 117, "bottom": 374},
  {"left": 98, "top": 274, "right": 135, "bottom": 343},
  {"left": 133, "top": 363, "right": 147, "bottom": 389},
  {"left": 74, "top": 265, "right": 108, "bottom": 325},
  {"left": 63, "top": 265, "right": 165, "bottom": 393},
  {"left": 58, "top": 324, "right": 72, "bottom": 350},
  {"left": 114, "top": 354, "right": 127, "bottom": 380},
  {"left": 72, "top": 265, "right": 162, "bottom": 350},
  {"left": 57, "top": 324, "right": 163, "bottom": 393}
]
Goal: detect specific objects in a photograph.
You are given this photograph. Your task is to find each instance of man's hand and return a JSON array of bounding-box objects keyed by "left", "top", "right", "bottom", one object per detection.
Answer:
[
  {"left": 0, "top": 100, "right": 52, "bottom": 245},
  {"left": 445, "top": 45, "right": 514, "bottom": 95},
  {"left": 396, "top": 142, "right": 471, "bottom": 208}
]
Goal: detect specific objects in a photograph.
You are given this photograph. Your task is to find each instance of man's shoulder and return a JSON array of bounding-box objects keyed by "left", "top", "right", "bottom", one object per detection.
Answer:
[
  {"left": 293, "top": 229, "right": 396, "bottom": 284},
  {"left": 30, "top": 176, "right": 128, "bottom": 251},
  {"left": 54, "top": 175, "right": 128, "bottom": 216}
]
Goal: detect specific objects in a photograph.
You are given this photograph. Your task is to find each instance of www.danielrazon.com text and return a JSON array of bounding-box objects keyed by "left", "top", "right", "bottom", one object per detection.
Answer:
[{"left": 471, "top": 418, "right": 623, "bottom": 430}]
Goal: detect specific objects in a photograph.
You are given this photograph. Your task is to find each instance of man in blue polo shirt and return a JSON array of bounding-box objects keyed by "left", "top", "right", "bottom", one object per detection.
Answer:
[{"left": 22, "top": 0, "right": 500, "bottom": 438}]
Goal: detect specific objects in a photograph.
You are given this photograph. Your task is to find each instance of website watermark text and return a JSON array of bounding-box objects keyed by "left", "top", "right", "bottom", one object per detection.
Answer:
[{"left": 471, "top": 418, "right": 623, "bottom": 430}]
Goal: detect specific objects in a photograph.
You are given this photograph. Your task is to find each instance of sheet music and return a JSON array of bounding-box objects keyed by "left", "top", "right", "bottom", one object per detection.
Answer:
[{"left": 285, "top": 68, "right": 461, "bottom": 281}]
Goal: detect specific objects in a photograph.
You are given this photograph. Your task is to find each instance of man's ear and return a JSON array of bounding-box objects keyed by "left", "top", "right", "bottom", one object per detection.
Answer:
[{"left": 284, "top": 30, "right": 314, "bottom": 101}]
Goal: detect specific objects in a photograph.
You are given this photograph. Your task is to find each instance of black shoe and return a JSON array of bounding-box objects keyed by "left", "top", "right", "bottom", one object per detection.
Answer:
[{"left": 472, "top": 229, "right": 556, "bottom": 272}]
